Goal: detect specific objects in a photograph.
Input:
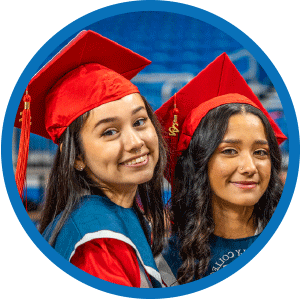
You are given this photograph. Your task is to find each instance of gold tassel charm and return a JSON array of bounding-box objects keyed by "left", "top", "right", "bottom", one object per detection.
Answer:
[{"left": 169, "top": 93, "right": 179, "bottom": 136}]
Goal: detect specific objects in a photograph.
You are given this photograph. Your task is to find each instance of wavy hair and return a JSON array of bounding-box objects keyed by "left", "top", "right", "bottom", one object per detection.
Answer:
[
  {"left": 39, "top": 95, "right": 168, "bottom": 257},
  {"left": 171, "top": 103, "right": 283, "bottom": 284}
]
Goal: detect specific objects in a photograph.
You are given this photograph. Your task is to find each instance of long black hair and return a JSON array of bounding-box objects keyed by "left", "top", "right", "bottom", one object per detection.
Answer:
[
  {"left": 171, "top": 103, "right": 283, "bottom": 284},
  {"left": 39, "top": 96, "right": 168, "bottom": 257}
]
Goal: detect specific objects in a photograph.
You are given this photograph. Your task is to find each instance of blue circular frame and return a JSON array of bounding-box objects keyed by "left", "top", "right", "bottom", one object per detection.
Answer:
[{"left": 2, "top": 1, "right": 299, "bottom": 298}]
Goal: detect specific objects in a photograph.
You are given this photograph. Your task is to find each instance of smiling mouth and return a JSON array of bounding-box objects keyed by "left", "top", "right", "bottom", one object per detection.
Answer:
[
  {"left": 231, "top": 181, "right": 258, "bottom": 189},
  {"left": 122, "top": 154, "right": 149, "bottom": 166}
]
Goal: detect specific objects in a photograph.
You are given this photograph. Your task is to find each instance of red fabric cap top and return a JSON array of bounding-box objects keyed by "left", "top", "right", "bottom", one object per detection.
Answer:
[
  {"left": 155, "top": 53, "right": 287, "bottom": 182},
  {"left": 14, "top": 30, "right": 151, "bottom": 143}
]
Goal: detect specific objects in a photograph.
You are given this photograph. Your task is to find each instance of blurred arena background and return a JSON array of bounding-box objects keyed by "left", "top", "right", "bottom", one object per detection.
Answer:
[{"left": 12, "top": 11, "right": 289, "bottom": 224}]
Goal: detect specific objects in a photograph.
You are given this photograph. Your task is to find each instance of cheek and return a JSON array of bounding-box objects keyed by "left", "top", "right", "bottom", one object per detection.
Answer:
[
  {"left": 208, "top": 157, "right": 222, "bottom": 190},
  {"left": 144, "top": 127, "right": 159, "bottom": 152},
  {"left": 208, "top": 157, "right": 237, "bottom": 196},
  {"left": 82, "top": 139, "right": 114, "bottom": 168},
  {"left": 208, "top": 157, "right": 232, "bottom": 180},
  {"left": 259, "top": 160, "right": 272, "bottom": 184}
]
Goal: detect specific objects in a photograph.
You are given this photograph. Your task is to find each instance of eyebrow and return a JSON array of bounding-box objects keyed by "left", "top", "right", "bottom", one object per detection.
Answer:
[
  {"left": 132, "top": 106, "right": 146, "bottom": 115},
  {"left": 93, "top": 106, "right": 146, "bottom": 130},
  {"left": 93, "top": 117, "right": 118, "bottom": 131},
  {"left": 221, "top": 139, "right": 269, "bottom": 145}
]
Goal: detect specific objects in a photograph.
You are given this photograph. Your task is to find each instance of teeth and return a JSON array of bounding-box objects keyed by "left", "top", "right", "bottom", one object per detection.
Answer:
[{"left": 124, "top": 155, "right": 147, "bottom": 166}]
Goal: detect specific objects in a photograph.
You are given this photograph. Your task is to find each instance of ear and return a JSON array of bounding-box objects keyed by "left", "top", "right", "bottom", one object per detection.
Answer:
[{"left": 74, "top": 156, "right": 86, "bottom": 171}]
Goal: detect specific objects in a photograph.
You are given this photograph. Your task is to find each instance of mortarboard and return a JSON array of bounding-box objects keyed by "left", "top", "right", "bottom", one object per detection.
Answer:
[
  {"left": 155, "top": 53, "right": 287, "bottom": 183},
  {"left": 14, "top": 30, "right": 151, "bottom": 198}
]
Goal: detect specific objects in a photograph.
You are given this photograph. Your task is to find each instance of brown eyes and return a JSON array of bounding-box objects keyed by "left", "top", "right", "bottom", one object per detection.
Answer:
[
  {"left": 133, "top": 117, "right": 148, "bottom": 127},
  {"left": 254, "top": 149, "right": 269, "bottom": 157},
  {"left": 101, "top": 118, "right": 148, "bottom": 137},
  {"left": 221, "top": 148, "right": 269, "bottom": 157},
  {"left": 102, "top": 129, "right": 117, "bottom": 137},
  {"left": 221, "top": 149, "right": 238, "bottom": 155}
]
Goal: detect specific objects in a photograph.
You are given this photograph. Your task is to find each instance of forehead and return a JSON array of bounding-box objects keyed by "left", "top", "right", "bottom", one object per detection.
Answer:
[
  {"left": 87, "top": 93, "right": 145, "bottom": 120},
  {"left": 224, "top": 113, "right": 267, "bottom": 140}
]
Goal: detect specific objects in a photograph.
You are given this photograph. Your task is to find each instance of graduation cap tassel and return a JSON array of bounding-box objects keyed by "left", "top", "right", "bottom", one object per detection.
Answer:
[
  {"left": 169, "top": 93, "right": 179, "bottom": 136},
  {"left": 15, "top": 87, "right": 31, "bottom": 203},
  {"left": 166, "top": 93, "right": 180, "bottom": 184}
]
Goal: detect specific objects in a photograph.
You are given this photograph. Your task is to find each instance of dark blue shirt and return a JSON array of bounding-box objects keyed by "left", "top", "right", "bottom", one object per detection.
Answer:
[{"left": 164, "top": 233, "right": 259, "bottom": 278}]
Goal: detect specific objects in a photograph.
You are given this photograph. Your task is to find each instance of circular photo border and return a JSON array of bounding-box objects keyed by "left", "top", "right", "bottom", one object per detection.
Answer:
[{"left": 2, "top": 1, "right": 299, "bottom": 298}]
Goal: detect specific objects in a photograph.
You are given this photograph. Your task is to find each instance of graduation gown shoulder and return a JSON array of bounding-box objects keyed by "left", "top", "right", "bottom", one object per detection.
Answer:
[{"left": 43, "top": 195, "right": 164, "bottom": 287}]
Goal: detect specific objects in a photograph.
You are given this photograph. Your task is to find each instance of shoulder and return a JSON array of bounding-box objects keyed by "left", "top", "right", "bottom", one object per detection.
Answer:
[
  {"left": 52, "top": 195, "right": 144, "bottom": 259},
  {"left": 56, "top": 195, "right": 123, "bottom": 238},
  {"left": 48, "top": 195, "right": 119, "bottom": 257}
]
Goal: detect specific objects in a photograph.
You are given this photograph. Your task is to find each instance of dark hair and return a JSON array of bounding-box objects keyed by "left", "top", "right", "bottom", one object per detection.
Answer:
[
  {"left": 39, "top": 95, "right": 168, "bottom": 257},
  {"left": 171, "top": 103, "right": 283, "bottom": 284}
]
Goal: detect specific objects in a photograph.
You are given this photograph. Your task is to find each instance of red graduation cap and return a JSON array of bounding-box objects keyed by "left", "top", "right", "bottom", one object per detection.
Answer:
[
  {"left": 14, "top": 30, "right": 151, "bottom": 198},
  {"left": 155, "top": 53, "right": 287, "bottom": 183}
]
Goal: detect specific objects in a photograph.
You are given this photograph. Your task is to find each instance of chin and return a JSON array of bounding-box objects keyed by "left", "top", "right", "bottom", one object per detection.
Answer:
[
  {"left": 136, "top": 171, "right": 155, "bottom": 185},
  {"left": 232, "top": 198, "right": 261, "bottom": 207}
]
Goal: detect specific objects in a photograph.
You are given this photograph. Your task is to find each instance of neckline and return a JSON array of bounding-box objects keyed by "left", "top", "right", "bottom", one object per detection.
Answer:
[
  {"left": 81, "top": 194, "right": 135, "bottom": 210},
  {"left": 211, "top": 233, "right": 260, "bottom": 242}
]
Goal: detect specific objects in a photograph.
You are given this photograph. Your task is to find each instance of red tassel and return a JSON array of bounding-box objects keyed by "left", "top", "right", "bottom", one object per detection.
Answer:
[{"left": 15, "top": 88, "right": 31, "bottom": 204}]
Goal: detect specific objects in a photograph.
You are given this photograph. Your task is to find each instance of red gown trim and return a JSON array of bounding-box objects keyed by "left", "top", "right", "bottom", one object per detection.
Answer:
[{"left": 70, "top": 238, "right": 141, "bottom": 287}]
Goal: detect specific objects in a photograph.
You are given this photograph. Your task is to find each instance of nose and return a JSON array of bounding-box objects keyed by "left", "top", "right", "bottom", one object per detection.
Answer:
[
  {"left": 123, "top": 128, "right": 145, "bottom": 152},
  {"left": 238, "top": 153, "right": 258, "bottom": 175}
]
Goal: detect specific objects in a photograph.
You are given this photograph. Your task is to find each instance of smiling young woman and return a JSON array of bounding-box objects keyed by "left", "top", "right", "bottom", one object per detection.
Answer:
[
  {"left": 208, "top": 112, "right": 272, "bottom": 239},
  {"left": 155, "top": 53, "right": 286, "bottom": 285},
  {"left": 75, "top": 93, "right": 160, "bottom": 208},
  {"left": 209, "top": 114, "right": 272, "bottom": 199},
  {"left": 14, "top": 31, "right": 169, "bottom": 288}
]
